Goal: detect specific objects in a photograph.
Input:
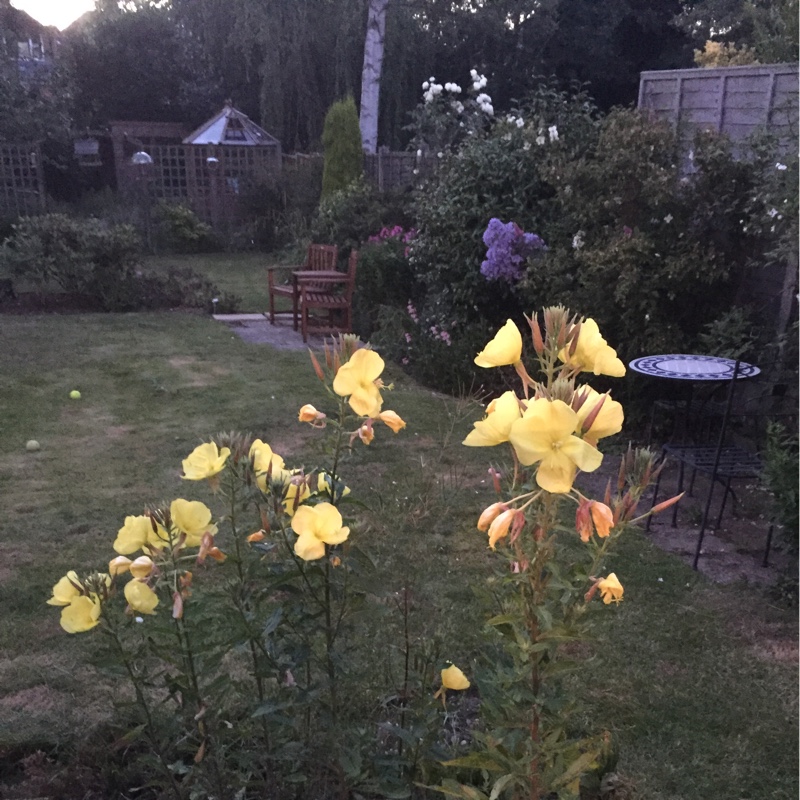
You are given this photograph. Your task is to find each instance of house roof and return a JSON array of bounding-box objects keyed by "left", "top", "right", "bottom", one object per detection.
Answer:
[{"left": 182, "top": 104, "right": 280, "bottom": 147}]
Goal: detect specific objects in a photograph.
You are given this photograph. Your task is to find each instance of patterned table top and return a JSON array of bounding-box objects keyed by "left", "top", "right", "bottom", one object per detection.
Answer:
[{"left": 628, "top": 354, "right": 761, "bottom": 381}]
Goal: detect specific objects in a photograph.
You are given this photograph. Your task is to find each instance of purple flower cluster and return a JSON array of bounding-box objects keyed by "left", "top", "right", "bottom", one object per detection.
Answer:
[
  {"left": 480, "top": 218, "right": 546, "bottom": 283},
  {"left": 367, "top": 225, "right": 417, "bottom": 244}
]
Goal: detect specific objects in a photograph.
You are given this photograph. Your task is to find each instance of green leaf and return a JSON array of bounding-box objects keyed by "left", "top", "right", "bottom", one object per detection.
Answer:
[
  {"left": 441, "top": 752, "right": 505, "bottom": 772},
  {"left": 549, "top": 749, "right": 600, "bottom": 790},
  {"left": 489, "top": 773, "right": 516, "bottom": 800}
]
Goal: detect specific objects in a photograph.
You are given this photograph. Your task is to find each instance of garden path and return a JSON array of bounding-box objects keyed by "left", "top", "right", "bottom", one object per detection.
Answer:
[{"left": 213, "top": 312, "right": 328, "bottom": 349}]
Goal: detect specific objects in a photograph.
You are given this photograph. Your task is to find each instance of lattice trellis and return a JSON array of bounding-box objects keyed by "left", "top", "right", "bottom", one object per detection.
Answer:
[{"left": 0, "top": 144, "right": 45, "bottom": 217}]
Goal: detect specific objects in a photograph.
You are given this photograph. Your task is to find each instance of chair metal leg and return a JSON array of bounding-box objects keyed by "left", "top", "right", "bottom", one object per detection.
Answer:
[
  {"left": 646, "top": 459, "right": 664, "bottom": 533},
  {"left": 714, "top": 475, "right": 733, "bottom": 530},
  {"left": 762, "top": 523, "right": 774, "bottom": 567},
  {"left": 672, "top": 459, "right": 686, "bottom": 527}
]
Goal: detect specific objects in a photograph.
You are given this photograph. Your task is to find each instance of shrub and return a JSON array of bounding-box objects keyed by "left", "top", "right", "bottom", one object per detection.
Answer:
[
  {"left": 310, "top": 179, "right": 414, "bottom": 255},
  {"left": 155, "top": 203, "right": 217, "bottom": 253},
  {"left": 321, "top": 96, "right": 363, "bottom": 198},
  {"left": 0, "top": 214, "right": 143, "bottom": 309},
  {"left": 353, "top": 226, "right": 418, "bottom": 338},
  {"left": 0, "top": 213, "right": 238, "bottom": 311}
]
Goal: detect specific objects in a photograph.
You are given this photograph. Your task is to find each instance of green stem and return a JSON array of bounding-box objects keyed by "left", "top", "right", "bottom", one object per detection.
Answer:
[{"left": 105, "top": 624, "right": 183, "bottom": 800}]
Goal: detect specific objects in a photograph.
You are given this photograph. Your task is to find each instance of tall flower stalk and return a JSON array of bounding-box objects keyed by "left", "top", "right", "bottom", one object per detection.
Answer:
[{"left": 444, "top": 308, "right": 680, "bottom": 800}]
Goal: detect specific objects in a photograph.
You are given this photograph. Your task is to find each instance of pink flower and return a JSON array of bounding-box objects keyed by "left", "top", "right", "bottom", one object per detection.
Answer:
[
  {"left": 401, "top": 357, "right": 409, "bottom": 365},
  {"left": 404, "top": 332, "right": 412, "bottom": 343}
]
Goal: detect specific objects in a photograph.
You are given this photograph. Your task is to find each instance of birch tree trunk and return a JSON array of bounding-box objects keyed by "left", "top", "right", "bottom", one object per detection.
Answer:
[{"left": 359, "top": 0, "right": 388, "bottom": 154}]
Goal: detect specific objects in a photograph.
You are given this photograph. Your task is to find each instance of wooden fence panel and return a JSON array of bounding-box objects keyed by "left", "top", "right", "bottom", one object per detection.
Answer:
[{"left": 638, "top": 63, "right": 798, "bottom": 153}]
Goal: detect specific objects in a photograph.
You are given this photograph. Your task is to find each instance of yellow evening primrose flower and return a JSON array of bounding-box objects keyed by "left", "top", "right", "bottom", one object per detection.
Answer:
[
  {"left": 597, "top": 572, "right": 624, "bottom": 605},
  {"left": 182, "top": 442, "right": 231, "bottom": 480},
  {"left": 113, "top": 514, "right": 168, "bottom": 555},
  {"left": 474, "top": 319, "right": 523, "bottom": 368},
  {"left": 130, "top": 555, "right": 155, "bottom": 579},
  {"left": 441, "top": 663, "right": 471, "bottom": 691},
  {"left": 560, "top": 318, "right": 625, "bottom": 377},
  {"left": 124, "top": 580, "right": 159, "bottom": 615},
  {"left": 509, "top": 399, "right": 603, "bottom": 493},
  {"left": 170, "top": 499, "right": 218, "bottom": 548},
  {"left": 463, "top": 391, "right": 521, "bottom": 447},
  {"left": 249, "top": 439, "right": 289, "bottom": 492},
  {"left": 47, "top": 571, "right": 83, "bottom": 606},
  {"left": 109, "top": 556, "right": 132, "bottom": 576},
  {"left": 60, "top": 595, "right": 102, "bottom": 633},
  {"left": 378, "top": 410, "right": 406, "bottom": 433},
  {"left": 332, "top": 348, "right": 385, "bottom": 417},
  {"left": 282, "top": 478, "right": 313, "bottom": 516},
  {"left": 573, "top": 387, "right": 624, "bottom": 445},
  {"left": 291, "top": 503, "right": 350, "bottom": 561}
]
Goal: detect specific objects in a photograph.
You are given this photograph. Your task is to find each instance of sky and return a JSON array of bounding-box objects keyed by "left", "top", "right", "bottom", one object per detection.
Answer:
[{"left": 11, "top": 0, "right": 96, "bottom": 31}]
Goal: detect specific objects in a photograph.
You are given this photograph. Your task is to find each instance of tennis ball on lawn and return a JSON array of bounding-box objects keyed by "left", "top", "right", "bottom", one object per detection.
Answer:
[
  {"left": 26, "top": 440, "right": 41, "bottom": 452},
  {"left": 69, "top": 390, "right": 81, "bottom": 399}
]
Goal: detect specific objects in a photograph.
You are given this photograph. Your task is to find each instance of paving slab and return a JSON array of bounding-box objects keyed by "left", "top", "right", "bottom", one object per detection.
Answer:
[{"left": 213, "top": 313, "right": 328, "bottom": 350}]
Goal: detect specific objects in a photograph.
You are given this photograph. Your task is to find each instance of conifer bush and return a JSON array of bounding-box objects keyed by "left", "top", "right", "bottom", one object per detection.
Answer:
[{"left": 321, "top": 96, "right": 364, "bottom": 198}]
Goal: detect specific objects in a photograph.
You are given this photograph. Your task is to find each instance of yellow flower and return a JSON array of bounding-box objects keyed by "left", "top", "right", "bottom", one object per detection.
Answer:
[
  {"left": 333, "top": 348, "right": 385, "bottom": 417},
  {"left": 317, "top": 472, "right": 351, "bottom": 502},
  {"left": 130, "top": 555, "right": 155, "bottom": 579},
  {"left": 441, "top": 663, "right": 470, "bottom": 690},
  {"left": 108, "top": 556, "right": 132, "bottom": 576},
  {"left": 574, "top": 387, "right": 624, "bottom": 445},
  {"left": 597, "top": 573, "right": 624, "bottom": 605},
  {"left": 378, "top": 410, "right": 406, "bottom": 433},
  {"left": 170, "top": 499, "right": 218, "bottom": 548},
  {"left": 113, "top": 515, "right": 167, "bottom": 555},
  {"left": 182, "top": 442, "right": 231, "bottom": 481},
  {"left": 249, "top": 439, "right": 289, "bottom": 492},
  {"left": 291, "top": 503, "right": 350, "bottom": 561},
  {"left": 282, "top": 478, "right": 312, "bottom": 516},
  {"left": 509, "top": 399, "right": 603, "bottom": 493},
  {"left": 474, "top": 320, "right": 523, "bottom": 368},
  {"left": 124, "top": 580, "right": 159, "bottom": 615},
  {"left": 434, "top": 663, "right": 471, "bottom": 705},
  {"left": 47, "top": 571, "right": 83, "bottom": 606},
  {"left": 560, "top": 318, "right": 625, "bottom": 377},
  {"left": 298, "top": 404, "right": 326, "bottom": 424},
  {"left": 463, "top": 391, "right": 521, "bottom": 447},
  {"left": 60, "top": 595, "right": 102, "bottom": 633}
]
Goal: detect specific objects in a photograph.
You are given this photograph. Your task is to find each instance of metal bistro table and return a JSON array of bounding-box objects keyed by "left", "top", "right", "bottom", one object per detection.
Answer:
[
  {"left": 631, "top": 354, "right": 764, "bottom": 570},
  {"left": 629, "top": 354, "right": 761, "bottom": 443}
]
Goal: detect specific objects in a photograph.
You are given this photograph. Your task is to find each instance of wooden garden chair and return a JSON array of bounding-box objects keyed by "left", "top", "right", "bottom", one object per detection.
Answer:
[
  {"left": 298, "top": 249, "right": 358, "bottom": 343},
  {"left": 267, "top": 243, "right": 338, "bottom": 330}
]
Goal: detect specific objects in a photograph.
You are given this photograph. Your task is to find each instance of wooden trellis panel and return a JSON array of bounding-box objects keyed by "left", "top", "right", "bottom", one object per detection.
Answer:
[{"left": 0, "top": 143, "right": 45, "bottom": 217}]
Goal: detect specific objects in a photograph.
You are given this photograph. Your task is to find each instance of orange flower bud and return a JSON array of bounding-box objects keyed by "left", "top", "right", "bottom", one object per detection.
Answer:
[
  {"left": 247, "top": 530, "right": 266, "bottom": 543},
  {"left": 358, "top": 422, "right": 375, "bottom": 445},
  {"left": 488, "top": 509, "right": 516, "bottom": 549},
  {"left": 172, "top": 591, "right": 184, "bottom": 619},
  {"left": 477, "top": 502, "right": 506, "bottom": 531},
  {"left": 298, "top": 403, "right": 323, "bottom": 423},
  {"left": 590, "top": 501, "right": 614, "bottom": 538},
  {"left": 575, "top": 497, "right": 593, "bottom": 542},
  {"left": 378, "top": 410, "right": 406, "bottom": 433},
  {"left": 207, "top": 547, "right": 226, "bottom": 562},
  {"left": 308, "top": 349, "right": 325, "bottom": 381}
]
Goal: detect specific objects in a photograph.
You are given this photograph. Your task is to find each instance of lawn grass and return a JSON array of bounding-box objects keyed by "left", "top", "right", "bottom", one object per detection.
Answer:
[
  {"left": 144, "top": 251, "right": 300, "bottom": 313},
  {"left": 0, "top": 312, "right": 796, "bottom": 798}
]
